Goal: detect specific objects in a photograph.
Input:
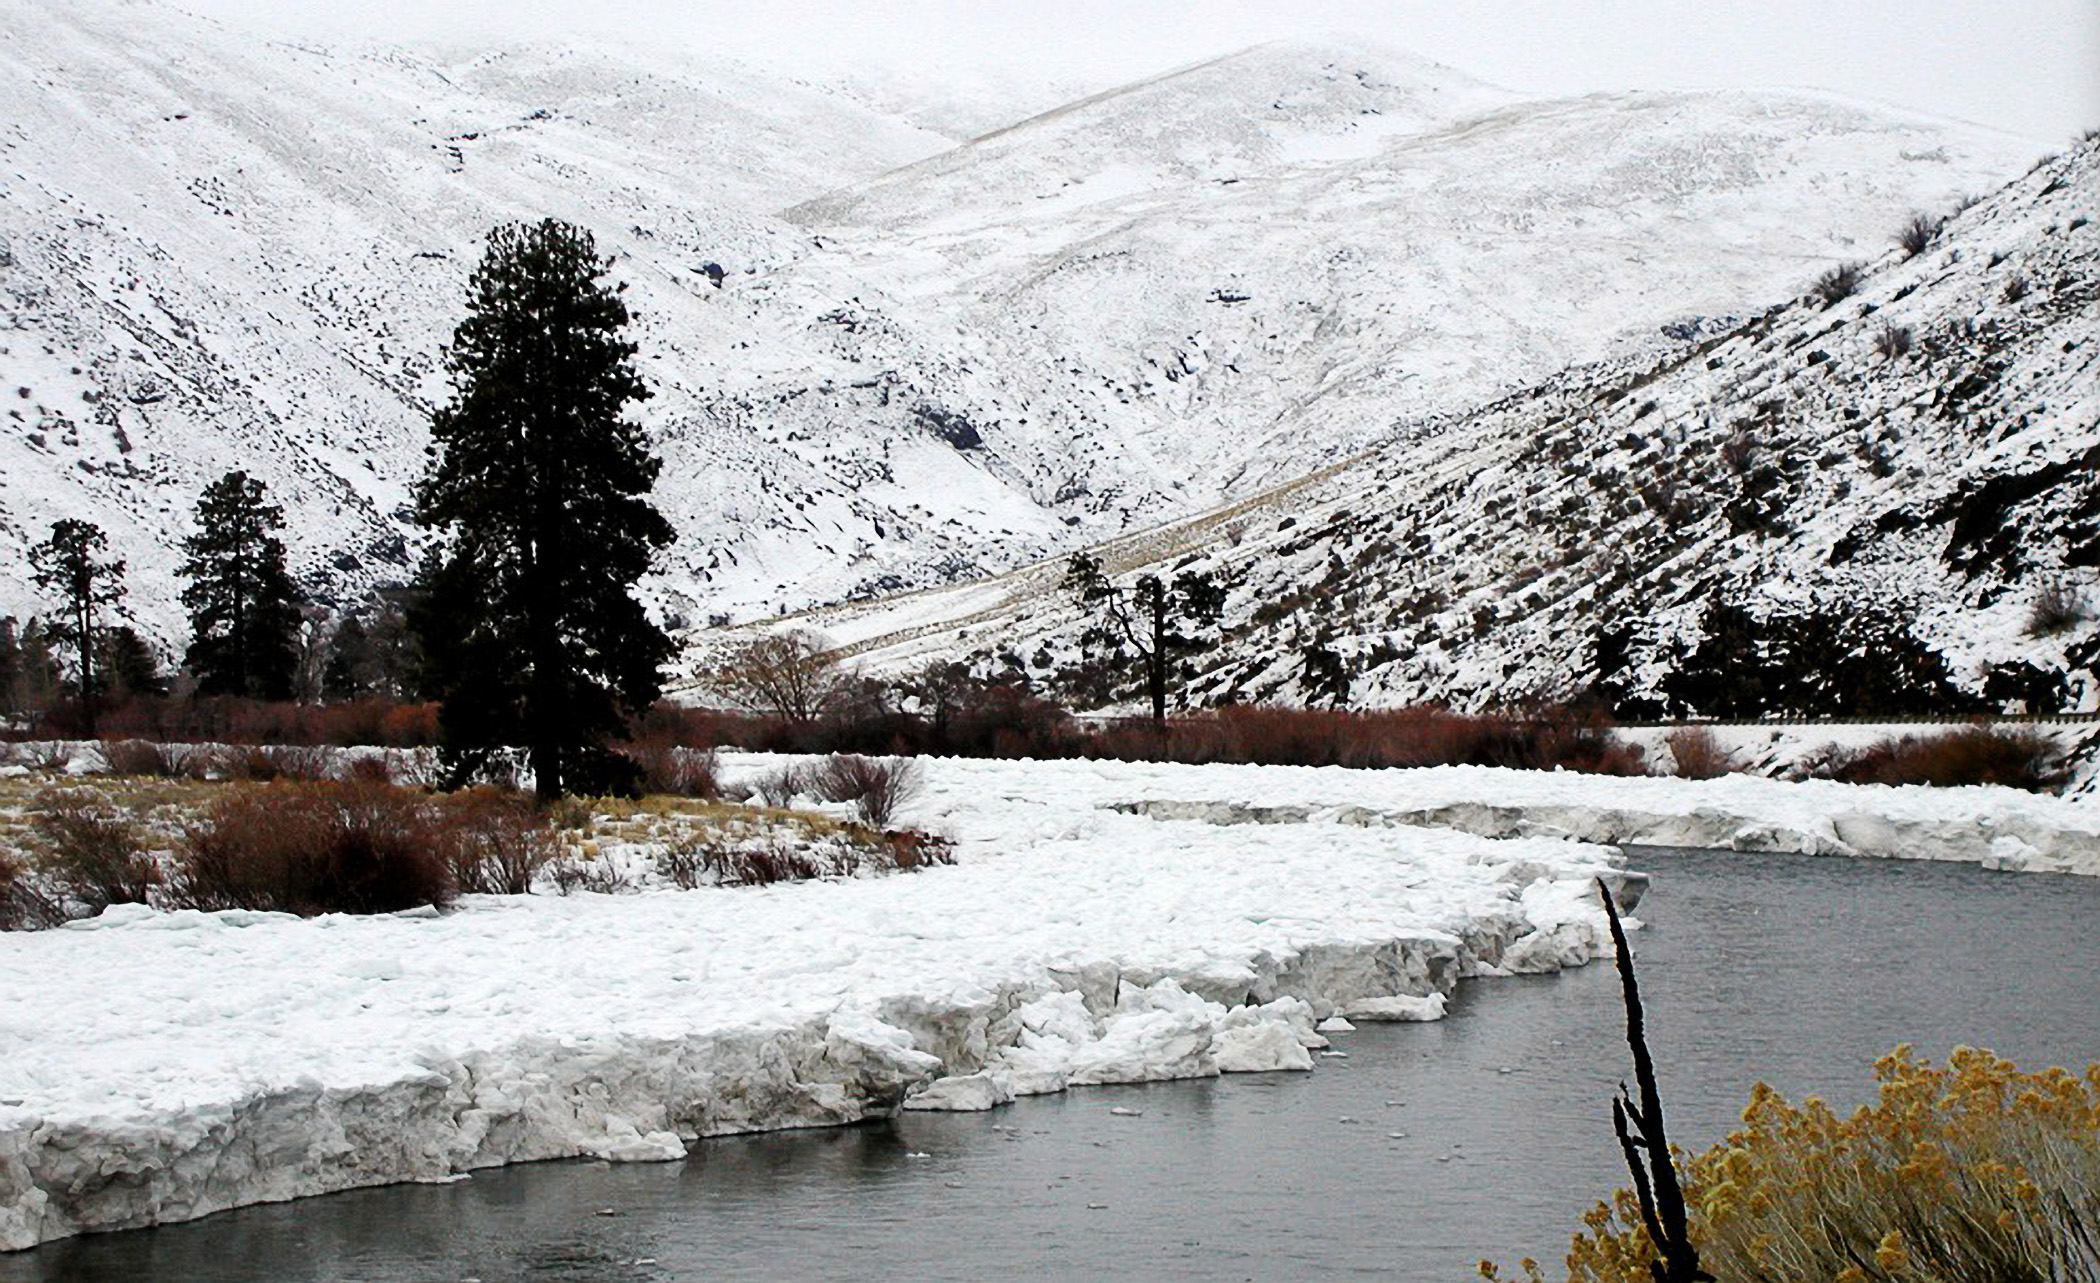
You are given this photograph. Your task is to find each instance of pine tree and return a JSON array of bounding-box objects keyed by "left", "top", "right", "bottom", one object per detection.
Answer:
[
  {"left": 100, "top": 627, "right": 168, "bottom": 700},
  {"left": 416, "top": 218, "right": 674, "bottom": 800},
  {"left": 322, "top": 613, "right": 374, "bottom": 701},
  {"left": 1063, "top": 553, "right": 1225, "bottom": 722},
  {"left": 179, "top": 470, "right": 304, "bottom": 700},
  {"left": 28, "top": 519, "right": 126, "bottom": 735}
]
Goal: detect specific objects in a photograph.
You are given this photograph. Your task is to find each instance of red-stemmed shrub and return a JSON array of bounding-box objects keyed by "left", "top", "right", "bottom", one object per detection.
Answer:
[
  {"left": 1822, "top": 726, "right": 2066, "bottom": 792},
  {"left": 27, "top": 785, "right": 158, "bottom": 914},
  {"left": 1664, "top": 726, "right": 1740, "bottom": 780},
  {"left": 436, "top": 788, "right": 560, "bottom": 894},
  {"left": 813, "top": 754, "right": 922, "bottom": 827},
  {"left": 172, "top": 780, "right": 454, "bottom": 915},
  {"left": 101, "top": 739, "right": 179, "bottom": 777}
]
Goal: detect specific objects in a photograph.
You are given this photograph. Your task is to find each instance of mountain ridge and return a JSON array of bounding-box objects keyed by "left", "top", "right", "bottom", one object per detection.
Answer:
[{"left": 0, "top": 0, "right": 2054, "bottom": 667}]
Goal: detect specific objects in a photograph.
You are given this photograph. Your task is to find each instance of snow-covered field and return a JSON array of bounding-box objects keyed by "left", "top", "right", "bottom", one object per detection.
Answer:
[{"left": 3, "top": 753, "right": 2097, "bottom": 1250}]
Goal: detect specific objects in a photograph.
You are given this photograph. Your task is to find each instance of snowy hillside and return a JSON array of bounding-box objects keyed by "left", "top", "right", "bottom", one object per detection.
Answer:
[
  {"left": 0, "top": 0, "right": 2049, "bottom": 654},
  {"left": 795, "top": 138, "right": 2100, "bottom": 715}
]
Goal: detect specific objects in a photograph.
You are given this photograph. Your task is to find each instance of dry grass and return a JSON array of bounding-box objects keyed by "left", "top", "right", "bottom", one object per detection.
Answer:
[{"left": 1506, "top": 1047, "right": 2100, "bottom": 1283}]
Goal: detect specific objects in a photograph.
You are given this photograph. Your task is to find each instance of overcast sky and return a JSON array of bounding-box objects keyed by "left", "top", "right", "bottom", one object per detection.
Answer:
[{"left": 178, "top": 0, "right": 2097, "bottom": 143}]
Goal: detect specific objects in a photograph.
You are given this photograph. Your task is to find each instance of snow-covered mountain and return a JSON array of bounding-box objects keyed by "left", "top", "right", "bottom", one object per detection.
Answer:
[
  {"left": 792, "top": 137, "right": 2099, "bottom": 714},
  {"left": 0, "top": 0, "right": 2050, "bottom": 656}
]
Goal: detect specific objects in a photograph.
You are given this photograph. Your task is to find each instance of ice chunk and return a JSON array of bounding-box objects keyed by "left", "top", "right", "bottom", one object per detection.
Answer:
[
  {"left": 903, "top": 1073, "right": 1014, "bottom": 1112},
  {"left": 1343, "top": 993, "right": 1447, "bottom": 1022}
]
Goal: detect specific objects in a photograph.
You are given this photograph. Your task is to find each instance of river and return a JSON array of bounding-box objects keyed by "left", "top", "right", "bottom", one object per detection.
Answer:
[{"left": 9, "top": 846, "right": 2100, "bottom": 1281}]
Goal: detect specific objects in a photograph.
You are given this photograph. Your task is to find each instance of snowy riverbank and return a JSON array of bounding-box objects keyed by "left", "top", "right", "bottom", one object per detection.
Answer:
[
  {"left": 1044, "top": 756, "right": 2100, "bottom": 876},
  {"left": 3, "top": 756, "right": 2097, "bottom": 1250}
]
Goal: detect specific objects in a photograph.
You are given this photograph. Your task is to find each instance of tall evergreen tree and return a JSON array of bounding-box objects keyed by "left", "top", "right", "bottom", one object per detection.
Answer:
[
  {"left": 99, "top": 627, "right": 168, "bottom": 700},
  {"left": 322, "top": 612, "right": 375, "bottom": 701},
  {"left": 416, "top": 218, "right": 674, "bottom": 800},
  {"left": 179, "top": 470, "right": 303, "bottom": 700},
  {"left": 3, "top": 618, "right": 63, "bottom": 721},
  {"left": 28, "top": 519, "right": 126, "bottom": 735},
  {"left": 1063, "top": 552, "right": 1225, "bottom": 722}
]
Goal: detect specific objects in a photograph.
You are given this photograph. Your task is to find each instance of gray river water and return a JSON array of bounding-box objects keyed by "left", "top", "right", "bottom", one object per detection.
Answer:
[{"left": 9, "top": 846, "right": 2100, "bottom": 1282}]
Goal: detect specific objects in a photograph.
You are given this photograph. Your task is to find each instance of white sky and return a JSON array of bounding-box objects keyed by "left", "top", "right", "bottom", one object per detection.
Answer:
[{"left": 176, "top": 0, "right": 2098, "bottom": 143}]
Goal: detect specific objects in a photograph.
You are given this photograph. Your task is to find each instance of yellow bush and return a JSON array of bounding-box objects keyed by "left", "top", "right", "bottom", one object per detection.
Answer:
[{"left": 1485, "top": 1047, "right": 2100, "bottom": 1282}]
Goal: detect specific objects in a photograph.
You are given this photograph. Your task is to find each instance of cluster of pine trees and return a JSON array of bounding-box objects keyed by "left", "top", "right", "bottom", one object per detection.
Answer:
[{"left": 7, "top": 219, "right": 674, "bottom": 800}]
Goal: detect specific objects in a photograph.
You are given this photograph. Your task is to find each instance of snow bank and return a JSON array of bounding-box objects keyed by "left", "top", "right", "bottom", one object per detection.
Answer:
[
  {"left": 6, "top": 753, "right": 2086, "bottom": 1249},
  {"left": 1078, "top": 759, "right": 2100, "bottom": 876},
  {"left": 0, "top": 755, "right": 1626, "bottom": 1250}
]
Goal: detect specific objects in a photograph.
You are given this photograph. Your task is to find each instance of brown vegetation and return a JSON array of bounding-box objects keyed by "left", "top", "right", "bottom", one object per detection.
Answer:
[
  {"left": 27, "top": 785, "right": 159, "bottom": 913},
  {"left": 171, "top": 780, "right": 455, "bottom": 916},
  {"left": 1822, "top": 725, "right": 2066, "bottom": 792},
  {"left": 1663, "top": 726, "right": 1739, "bottom": 780}
]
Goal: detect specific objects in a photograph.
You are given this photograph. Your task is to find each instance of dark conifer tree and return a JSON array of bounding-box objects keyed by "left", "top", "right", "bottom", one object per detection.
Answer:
[
  {"left": 415, "top": 218, "right": 674, "bottom": 800},
  {"left": 179, "top": 471, "right": 304, "bottom": 700},
  {"left": 28, "top": 519, "right": 126, "bottom": 735},
  {"left": 100, "top": 627, "right": 168, "bottom": 701},
  {"left": 3, "top": 618, "right": 63, "bottom": 721},
  {"left": 1063, "top": 553, "right": 1225, "bottom": 722},
  {"left": 0, "top": 618, "right": 20, "bottom": 720},
  {"left": 322, "top": 613, "right": 374, "bottom": 701}
]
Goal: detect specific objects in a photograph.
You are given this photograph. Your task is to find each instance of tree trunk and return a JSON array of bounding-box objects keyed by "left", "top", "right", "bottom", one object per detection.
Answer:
[
  {"left": 76, "top": 594, "right": 95, "bottom": 739},
  {"left": 1148, "top": 579, "right": 1167, "bottom": 724}
]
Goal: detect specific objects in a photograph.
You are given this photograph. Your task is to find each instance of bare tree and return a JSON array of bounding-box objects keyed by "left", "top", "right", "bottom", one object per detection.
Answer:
[{"left": 712, "top": 631, "right": 849, "bottom": 723}]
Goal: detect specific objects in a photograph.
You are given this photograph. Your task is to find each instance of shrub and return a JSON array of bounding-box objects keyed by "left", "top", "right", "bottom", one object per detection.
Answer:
[
  {"left": 627, "top": 737, "right": 720, "bottom": 798},
  {"left": 101, "top": 739, "right": 178, "bottom": 777},
  {"left": 813, "top": 754, "right": 922, "bottom": 828},
  {"left": 437, "top": 788, "right": 560, "bottom": 895},
  {"left": 652, "top": 831, "right": 720, "bottom": 890},
  {"left": 27, "top": 786, "right": 158, "bottom": 913},
  {"left": 702, "top": 836, "right": 828, "bottom": 887},
  {"left": 1526, "top": 1047, "right": 2100, "bottom": 1283},
  {"left": 1826, "top": 725, "right": 2066, "bottom": 792},
  {"left": 1872, "top": 323, "right": 1914, "bottom": 360},
  {"left": 1663, "top": 726, "right": 1738, "bottom": 780},
  {"left": 544, "top": 852, "right": 633, "bottom": 895},
  {"left": 345, "top": 754, "right": 395, "bottom": 785},
  {"left": 748, "top": 762, "right": 817, "bottom": 808},
  {"left": 171, "top": 780, "right": 454, "bottom": 915},
  {"left": 1896, "top": 211, "right": 1942, "bottom": 257},
  {"left": 1810, "top": 262, "right": 1864, "bottom": 307},
  {"left": 226, "top": 744, "right": 332, "bottom": 782},
  {"left": 0, "top": 846, "right": 64, "bottom": 931},
  {"left": 2029, "top": 582, "right": 2089, "bottom": 636}
]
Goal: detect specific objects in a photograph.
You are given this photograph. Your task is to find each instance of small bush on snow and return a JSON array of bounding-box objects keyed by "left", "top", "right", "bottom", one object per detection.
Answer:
[
  {"left": 172, "top": 780, "right": 454, "bottom": 915},
  {"left": 2028, "top": 582, "right": 2089, "bottom": 636},
  {"left": 101, "top": 739, "right": 179, "bottom": 777},
  {"left": 747, "top": 762, "right": 817, "bottom": 808},
  {"left": 625, "top": 737, "right": 720, "bottom": 798},
  {"left": 1822, "top": 726, "right": 2066, "bottom": 793},
  {"left": 1810, "top": 262, "right": 1864, "bottom": 307},
  {"left": 1663, "top": 726, "right": 1738, "bottom": 780},
  {"left": 1896, "top": 211, "right": 1942, "bottom": 257},
  {"left": 813, "top": 754, "right": 922, "bottom": 828},
  {"left": 27, "top": 785, "right": 158, "bottom": 914},
  {"left": 0, "top": 846, "right": 64, "bottom": 930},
  {"left": 438, "top": 788, "right": 560, "bottom": 895}
]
